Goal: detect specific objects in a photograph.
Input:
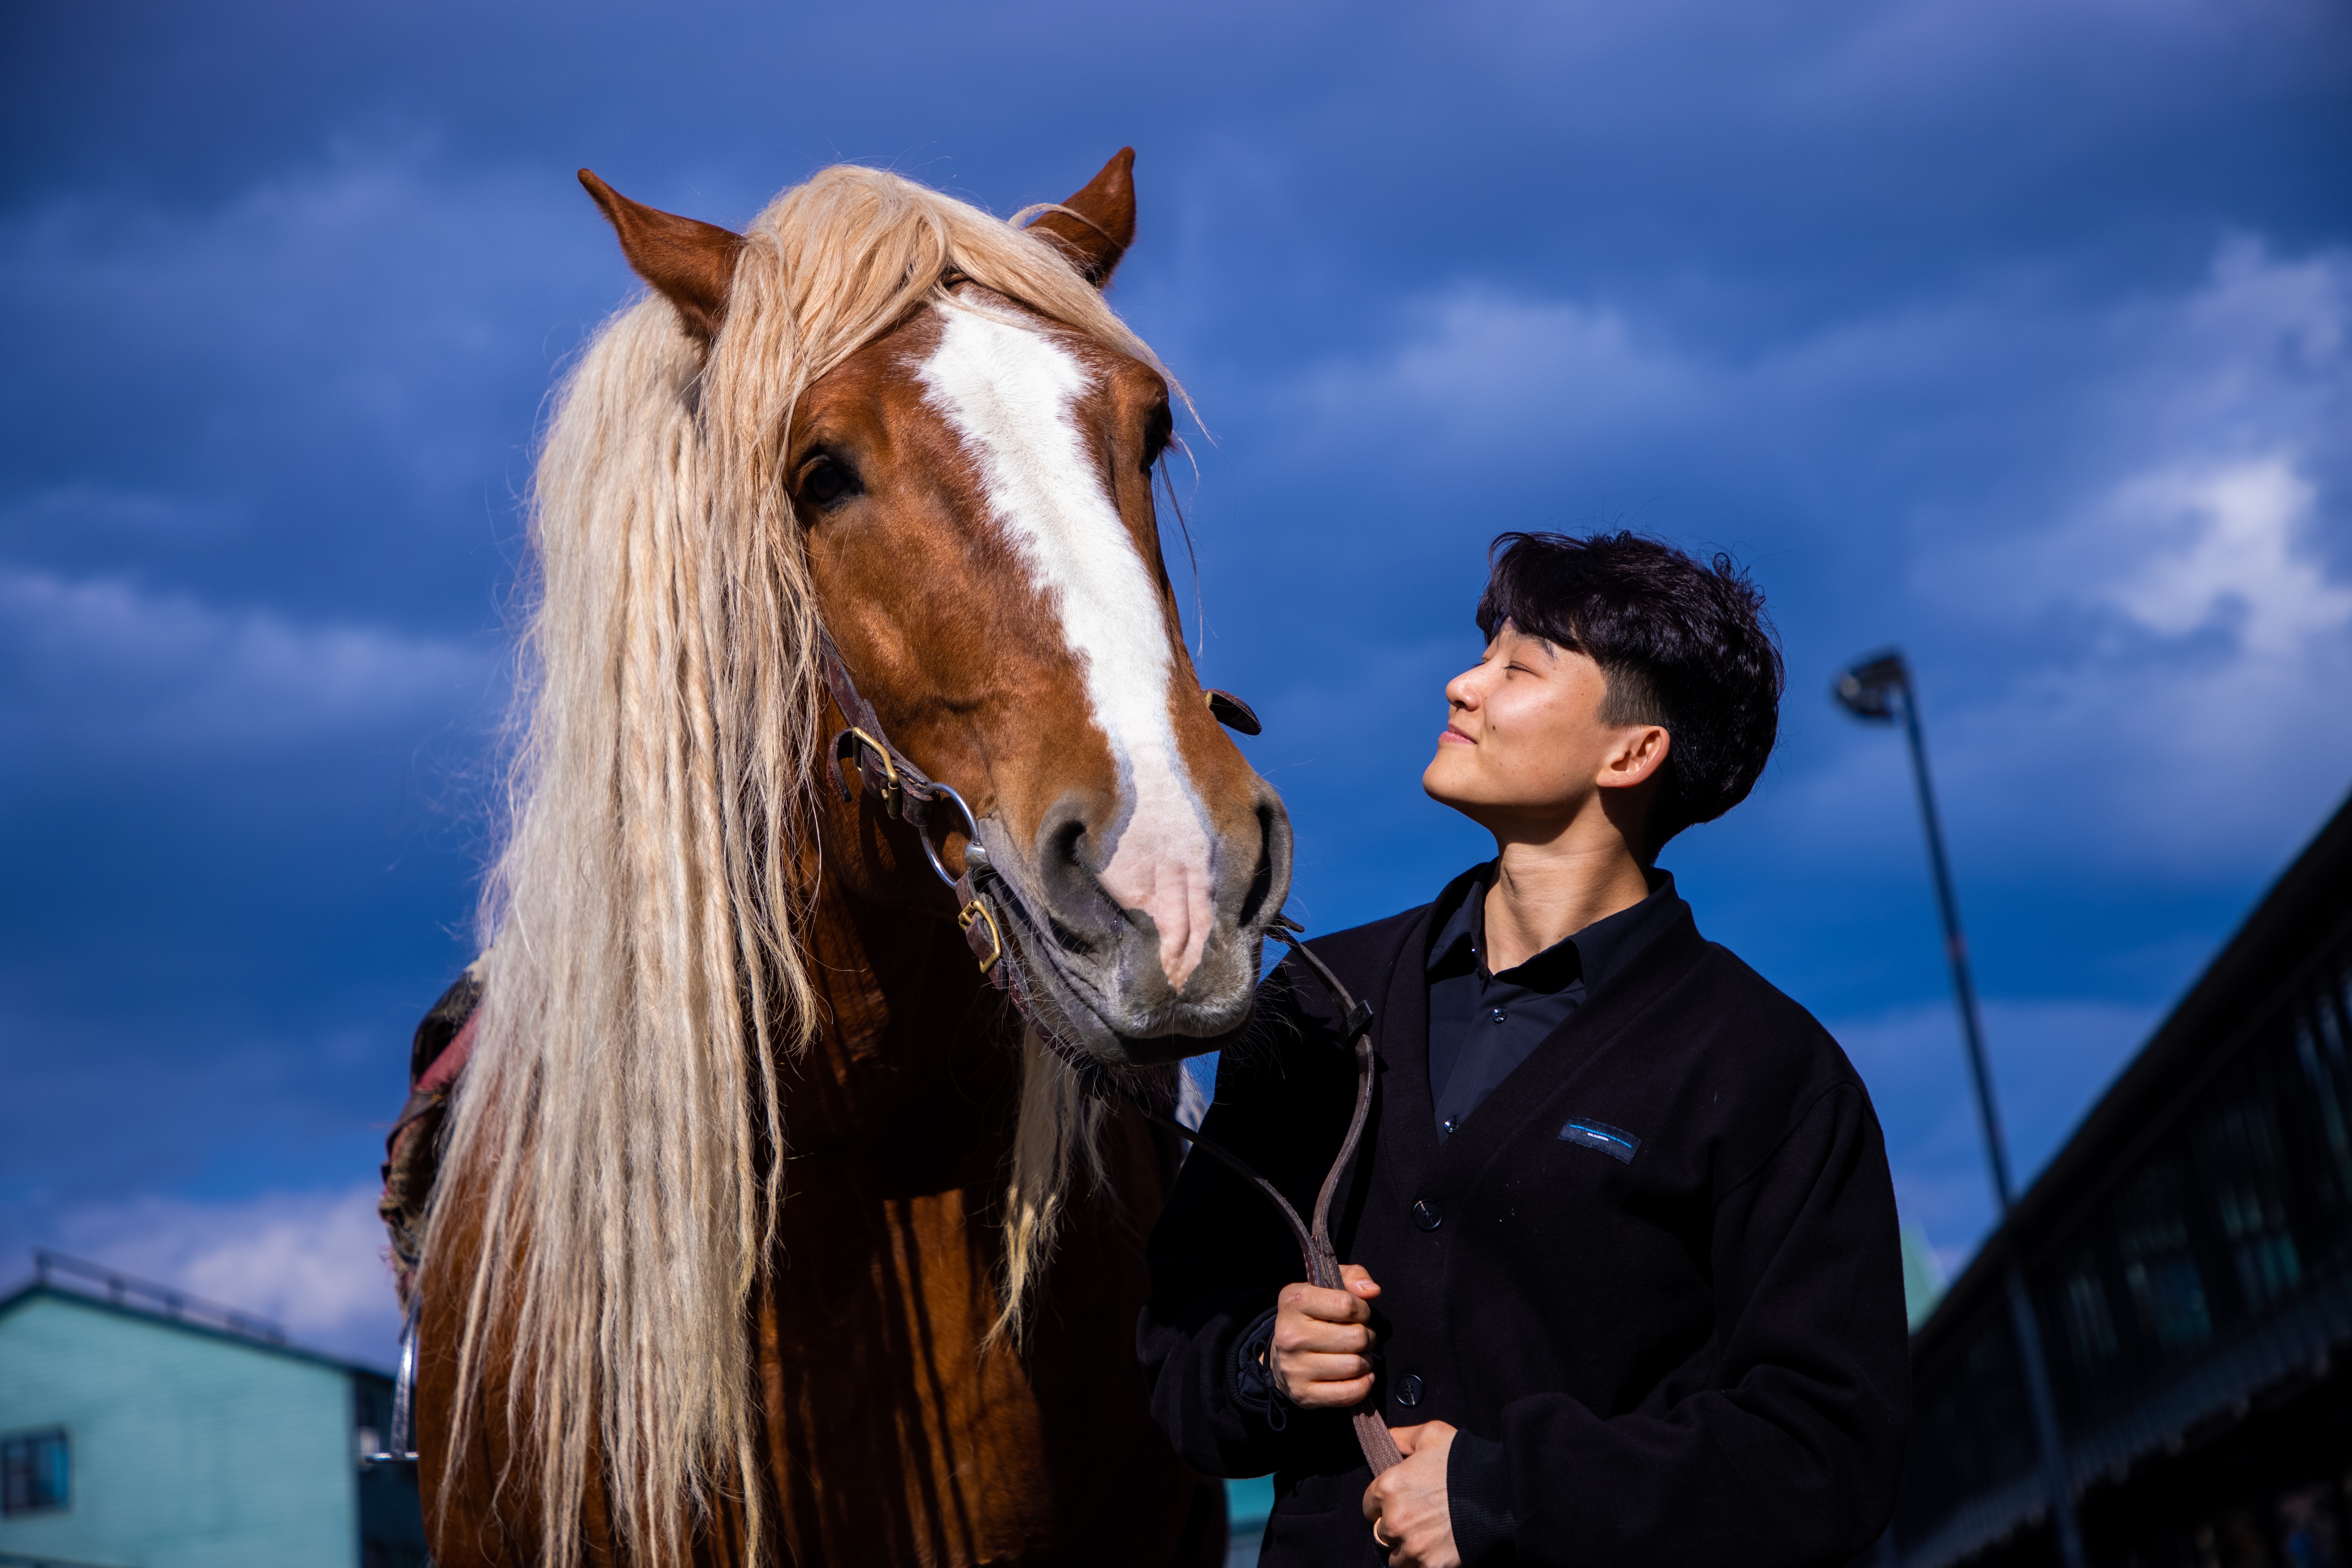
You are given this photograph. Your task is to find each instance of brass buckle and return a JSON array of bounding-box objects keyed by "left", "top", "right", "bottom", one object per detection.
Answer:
[
  {"left": 845, "top": 728, "right": 903, "bottom": 817},
  {"left": 959, "top": 898, "right": 1003, "bottom": 974}
]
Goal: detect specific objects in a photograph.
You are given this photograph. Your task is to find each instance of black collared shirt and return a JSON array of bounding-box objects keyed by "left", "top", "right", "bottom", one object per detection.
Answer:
[{"left": 1425, "top": 863, "right": 1678, "bottom": 1140}]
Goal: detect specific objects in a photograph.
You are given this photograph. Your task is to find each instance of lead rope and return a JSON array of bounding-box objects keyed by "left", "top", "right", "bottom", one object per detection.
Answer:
[
  {"left": 819, "top": 634, "right": 1403, "bottom": 1476},
  {"left": 1109, "top": 922, "right": 1405, "bottom": 1476}
]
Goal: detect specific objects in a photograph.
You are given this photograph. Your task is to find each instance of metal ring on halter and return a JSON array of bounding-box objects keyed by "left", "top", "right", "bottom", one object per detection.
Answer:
[
  {"left": 918, "top": 783, "right": 1001, "bottom": 974},
  {"left": 916, "top": 781, "right": 981, "bottom": 888},
  {"left": 366, "top": 1293, "right": 422, "bottom": 1464}
]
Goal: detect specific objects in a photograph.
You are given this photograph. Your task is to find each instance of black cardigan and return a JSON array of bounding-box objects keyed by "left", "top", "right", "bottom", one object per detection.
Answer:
[{"left": 1138, "top": 874, "right": 1910, "bottom": 1567}]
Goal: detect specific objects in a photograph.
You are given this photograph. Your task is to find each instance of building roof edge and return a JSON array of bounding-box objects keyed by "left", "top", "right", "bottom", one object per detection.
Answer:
[
  {"left": 0, "top": 1279, "right": 394, "bottom": 1381},
  {"left": 1912, "top": 784, "right": 2352, "bottom": 1366}
]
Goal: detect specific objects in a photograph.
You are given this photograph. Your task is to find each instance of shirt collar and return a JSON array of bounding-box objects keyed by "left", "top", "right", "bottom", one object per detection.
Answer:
[
  {"left": 1425, "top": 867, "right": 1486, "bottom": 977},
  {"left": 1425, "top": 861, "right": 1680, "bottom": 996}
]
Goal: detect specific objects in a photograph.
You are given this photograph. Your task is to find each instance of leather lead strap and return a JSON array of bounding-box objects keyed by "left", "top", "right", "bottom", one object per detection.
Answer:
[{"left": 1114, "top": 923, "right": 1401, "bottom": 1476}]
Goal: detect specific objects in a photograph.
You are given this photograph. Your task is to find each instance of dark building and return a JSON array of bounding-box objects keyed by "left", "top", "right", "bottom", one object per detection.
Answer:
[{"left": 1891, "top": 790, "right": 2352, "bottom": 1568}]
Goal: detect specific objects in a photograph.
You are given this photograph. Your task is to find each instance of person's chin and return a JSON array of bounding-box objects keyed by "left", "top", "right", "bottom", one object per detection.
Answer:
[{"left": 1422, "top": 757, "right": 1480, "bottom": 811}]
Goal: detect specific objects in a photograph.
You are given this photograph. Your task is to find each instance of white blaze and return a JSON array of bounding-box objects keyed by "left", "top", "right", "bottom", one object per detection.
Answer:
[{"left": 918, "top": 305, "right": 1216, "bottom": 990}]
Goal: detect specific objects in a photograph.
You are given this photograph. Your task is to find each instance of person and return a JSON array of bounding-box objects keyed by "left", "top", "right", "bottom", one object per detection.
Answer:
[{"left": 1138, "top": 532, "right": 1910, "bottom": 1567}]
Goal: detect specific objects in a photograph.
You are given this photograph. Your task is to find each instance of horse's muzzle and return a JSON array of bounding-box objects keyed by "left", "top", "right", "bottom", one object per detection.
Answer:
[{"left": 989, "top": 781, "right": 1294, "bottom": 1067}]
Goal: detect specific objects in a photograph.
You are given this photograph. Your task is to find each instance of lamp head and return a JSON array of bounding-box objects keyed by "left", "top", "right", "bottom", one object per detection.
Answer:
[{"left": 1833, "top": 649, "right": 1909, "bottom": 723}]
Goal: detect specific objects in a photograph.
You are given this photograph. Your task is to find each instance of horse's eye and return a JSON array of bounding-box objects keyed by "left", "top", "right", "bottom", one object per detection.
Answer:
[
  {"left": 1140, "top": 407, "right": 1173, "bottom": 472},
  {"left": 798, "top": 456, "right": 857, "bottom": 508}
]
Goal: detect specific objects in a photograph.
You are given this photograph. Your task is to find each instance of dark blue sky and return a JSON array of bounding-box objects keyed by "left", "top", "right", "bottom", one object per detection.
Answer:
[{"left": 5, "top": 0, "right": 2348, "bottom": 1362}]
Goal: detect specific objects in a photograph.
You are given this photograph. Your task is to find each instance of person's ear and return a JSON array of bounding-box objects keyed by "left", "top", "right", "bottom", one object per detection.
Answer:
[{"left": 1597, "top": 726, "right": 1670, "bottom": 791}]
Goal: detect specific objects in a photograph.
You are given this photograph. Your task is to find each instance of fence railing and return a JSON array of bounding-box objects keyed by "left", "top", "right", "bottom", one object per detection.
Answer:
[{"left": 29, "top": 1248, "right": 285, "bottom": 1345}]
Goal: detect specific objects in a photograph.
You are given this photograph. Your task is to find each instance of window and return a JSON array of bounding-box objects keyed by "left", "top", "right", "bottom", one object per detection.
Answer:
[
  {"left": 2114, "top": 1159, "right": 2213, "bottom": 1354},
  {"left": 0, "top": 1428, "right": 69, "bottom": 1515},
  {"left": 2058, "top": 1258, "right": 2120, "bottom": 1373}
]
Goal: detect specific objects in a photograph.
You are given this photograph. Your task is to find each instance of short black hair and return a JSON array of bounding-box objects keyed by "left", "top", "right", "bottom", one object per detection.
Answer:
[{"left": 1476, "top": 531, "right": 1784, "bottom": 851}]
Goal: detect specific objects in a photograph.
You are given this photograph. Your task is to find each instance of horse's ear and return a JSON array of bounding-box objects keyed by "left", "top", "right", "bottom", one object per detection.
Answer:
[
  {"left": 578, "top": 169, "right": 745, "bottom": 343},
  {"left": 1026, "top": 148, "right": 1136, "bottom": 289}
]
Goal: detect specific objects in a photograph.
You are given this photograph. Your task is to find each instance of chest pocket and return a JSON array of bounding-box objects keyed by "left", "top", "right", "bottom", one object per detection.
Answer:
[{"left": 1558, "top": 1118, "right": 1642, "bottom": 1163}]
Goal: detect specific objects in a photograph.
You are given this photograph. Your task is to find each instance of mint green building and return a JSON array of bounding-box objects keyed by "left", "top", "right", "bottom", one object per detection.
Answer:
[{"left": 0, "top": 1257, "right": 425, "bottom": 1568}]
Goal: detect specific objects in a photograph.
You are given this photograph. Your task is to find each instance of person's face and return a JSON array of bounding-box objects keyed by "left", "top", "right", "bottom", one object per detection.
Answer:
[{"left": 1420, "top": 621, "right": 1666, "bottom": 839}]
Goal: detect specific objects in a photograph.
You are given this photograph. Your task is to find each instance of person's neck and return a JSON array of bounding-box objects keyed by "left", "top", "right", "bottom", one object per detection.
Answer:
[{"left": 1479, "top": 822, "right": 1653, "bottom": 974}]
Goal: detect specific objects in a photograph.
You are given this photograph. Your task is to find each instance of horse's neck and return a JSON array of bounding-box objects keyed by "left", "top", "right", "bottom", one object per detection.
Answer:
[
  {"left": 741, "top": 858, "right": 1198, "bottom": 1567},
  {"left": 780, "top": 859, "right": 1025, "bottom": 1187}
]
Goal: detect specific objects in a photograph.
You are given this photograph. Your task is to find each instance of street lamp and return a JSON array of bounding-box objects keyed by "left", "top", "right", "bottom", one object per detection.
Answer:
[{"left": 1835, "top": 649, "right": 2086, "bottom": 1568}]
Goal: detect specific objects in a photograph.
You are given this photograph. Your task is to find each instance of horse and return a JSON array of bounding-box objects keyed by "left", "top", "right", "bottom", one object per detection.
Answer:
[{"left": 389, "top": 150, "right": 1295, "bottom": 1566}]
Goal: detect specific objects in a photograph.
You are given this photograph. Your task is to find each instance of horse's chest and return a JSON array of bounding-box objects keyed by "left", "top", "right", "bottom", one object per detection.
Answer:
[{"left": 751, "top": 1110, "right": 1189, "bottom": 1566}]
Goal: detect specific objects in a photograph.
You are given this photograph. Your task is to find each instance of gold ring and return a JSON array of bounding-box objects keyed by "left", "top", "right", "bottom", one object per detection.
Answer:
[{"left": 1372, "top": 1520, "right": 1394, "bottom": 1550}]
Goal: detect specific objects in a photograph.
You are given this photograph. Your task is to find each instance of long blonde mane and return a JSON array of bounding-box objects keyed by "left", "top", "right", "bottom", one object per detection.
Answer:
[{"left": 427, "top": 164, "right": 1182, "bottom": 1568}]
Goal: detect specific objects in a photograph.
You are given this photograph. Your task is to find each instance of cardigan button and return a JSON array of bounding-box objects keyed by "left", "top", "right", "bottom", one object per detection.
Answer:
[
  {"left": 1394, "top": 1374, "right": 1424, "bottom": 1407},
  {"left": 1411, "top": 1197, "right": 1443, "bottom": 1231}
]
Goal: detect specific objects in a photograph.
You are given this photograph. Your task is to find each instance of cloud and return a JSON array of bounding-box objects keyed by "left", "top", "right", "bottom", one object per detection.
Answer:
[
  {"left": 1905, "top": 241, "right": 2352, "bottom": 874},
  {"left": 2103, "top": 458, "right": 2342, "bottom": 649},
  {"left": 1295, "top": 293, "right": 1699, "bottom": 451},
  {"left": 0, "top": 135, "right": 617, "bottom": 629},
  {"left": 1285, "top": 234, "right": 2352, "bottom": 885},
  {"left": 0, "top": 564, "right": 496, "bottom": 756},
  {"left": 40, "top": 1180, "right": 402, "bottom": 1366}
]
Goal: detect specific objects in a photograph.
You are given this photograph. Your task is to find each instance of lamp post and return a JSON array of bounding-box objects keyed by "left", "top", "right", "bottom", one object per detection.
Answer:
[{"left": 1835, "top": 649, "right": 2085, "bottom": 1568}]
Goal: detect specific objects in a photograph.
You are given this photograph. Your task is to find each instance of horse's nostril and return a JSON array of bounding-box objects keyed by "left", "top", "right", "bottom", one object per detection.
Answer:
[
  {"left": 1033, "top": 804, "right": 1118, "bottom": 945},
  {"left": 1236, "top": 802, "right": 1279, "bottom": 931}
]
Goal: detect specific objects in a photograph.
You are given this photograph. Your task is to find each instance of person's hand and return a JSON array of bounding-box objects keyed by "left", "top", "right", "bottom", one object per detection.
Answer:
[
  {"left": 1364, "top": 1421, "right": 1460, "bottom": 1568},
  {"left": 1265, "top": 1264, "right": 1381, "bottom": 1409}
]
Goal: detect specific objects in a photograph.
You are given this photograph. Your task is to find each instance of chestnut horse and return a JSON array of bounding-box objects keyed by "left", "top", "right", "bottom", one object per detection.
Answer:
[{"left": 397, "top": 152, "right": 1291, "bottom": 1566}]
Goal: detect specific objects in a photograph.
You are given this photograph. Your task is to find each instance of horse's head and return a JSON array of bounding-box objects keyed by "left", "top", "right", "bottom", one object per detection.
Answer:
[{"left": 583, "top": 152, "right": 1292, "bottom": 1067}]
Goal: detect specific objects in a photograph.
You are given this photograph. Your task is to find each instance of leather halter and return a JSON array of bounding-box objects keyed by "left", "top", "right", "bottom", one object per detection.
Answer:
[
  {"left": 816, "top": 629, "right": 1403, "bottom": 1475},
  {"left": 818, "top": 628, "right": 1016, "bottom": 981},
  {"left": 819, "top": 628, "right": 1285, "bottom": 1074}
]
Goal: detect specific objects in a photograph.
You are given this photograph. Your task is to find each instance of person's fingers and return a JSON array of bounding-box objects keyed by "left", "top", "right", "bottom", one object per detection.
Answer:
[
  {"left": 1281, "top": 1350, "right": 1372, "bottom": 1383},
  {"left": 1338, "top": 1263, "right": 1383, "bottom": 1298},
  {"left": 1277, "top": 1282, "right": 1373, "bottom": 1324},
  {"left": 1392, "top": 1419, "right": 1454, "bottom": 1457},
  {"left": 1288, "top": 1371, "right": 1375, "bottom": 1409},
  {"left": 1272, "top": 1315, "right": 1373, "bottom": 1358}
]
